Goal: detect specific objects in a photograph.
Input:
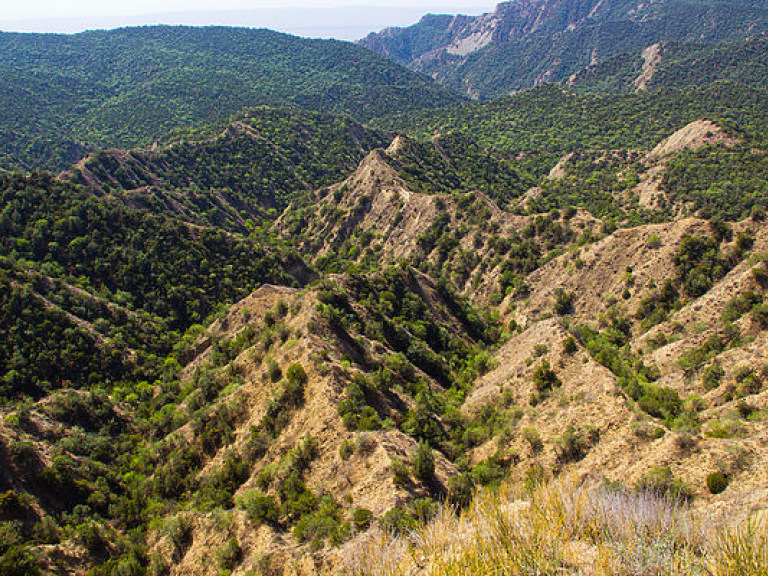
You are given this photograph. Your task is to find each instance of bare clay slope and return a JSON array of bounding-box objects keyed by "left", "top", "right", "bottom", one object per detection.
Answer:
[
  {"left": 278, "top": 134, "right": 595, "bottom": 307},
  {"left": 147, "top": 266, "right": 500, "bottom": 575},
  {"left": 466, "top": 212, "right": 768, "bottom": 524}
]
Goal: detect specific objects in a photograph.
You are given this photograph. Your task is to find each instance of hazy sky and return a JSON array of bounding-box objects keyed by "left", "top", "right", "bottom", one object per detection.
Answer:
[
  {"left": 1, "top": 1, "right": 498, "bottom": 20},
  {"left": 0, "top": 1, "right": 500, "bottom": 38}
]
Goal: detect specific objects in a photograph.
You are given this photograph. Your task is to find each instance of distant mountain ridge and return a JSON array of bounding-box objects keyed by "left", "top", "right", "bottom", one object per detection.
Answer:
[
  {"left": 0, "top": 25, "right": 461, "bottom": 171},
  {"left": 359, "top": 0, "right": 768, "bottom": 98}
]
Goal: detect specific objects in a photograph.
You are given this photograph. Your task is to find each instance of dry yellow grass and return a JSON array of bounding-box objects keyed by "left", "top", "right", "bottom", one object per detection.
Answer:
[{"left": 342, "top": 478, "right": 768, "bottom": 576}]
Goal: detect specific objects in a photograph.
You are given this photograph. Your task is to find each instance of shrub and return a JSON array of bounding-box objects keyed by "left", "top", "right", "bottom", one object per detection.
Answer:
[
  {"left": 636, "top": 466, "right": 692, "bottom": 502},
  {"left": 352, "top": 509, "right": 372, "bottom": 531},
  {"left": 751, "top": 264, "right": 768, "bottom": 286},
  {"left": 646, "top": 234, "right": 662, "bottom": 249},
  {"left": 216, "top": 538, "right": 241, "bottom": 571},
  {"left": 278, "top": 472, "right": 317, "bottom": 523},
  {"left": 408, "top": 498, "right": 439, "bottom": 524},
  {"left": 380, "top": 509, "right": 416, "bottom": 535},
  {"left": 74, "top": 523, "right": 108, "bottom": 557},
  {"left": 722, "top": 291, "right": 762, "bottom": 322},
  {"left": 471, "top": 455, "right": 508, "bottom": 487},
  {"left": 0, "top": 544, "right": 40, "bottom": 576},
  {"left": 0, "top": 491, "right": 30, "bottom": 520},
  {"left": 286, "top": 363, "right": 308, "bottom": 387},
  {"left": 32, "top": 516, "right": 61, "bottom": 545},
  {"left": 553, "top": 288, "right": 574, "bottom": 315},
  {"left": 8, "top": 442, "right": 38, "bottom": 475},
  {"left": 533, "top": 344, "right": 548, "bottom": 357},
  {"left": 706, "top": 472, "right": 729, "bottom": 495},
  {"left": 734, "top": 366, "right": 763, "bottom": 397},
  {"left": 563, "top": 336, "right": 578, "bottom": 354},
  {"left": 391, "top": 458, "right": 410, "bottom": 486},
  {"left": 338, "top": 381, "right": 382, "bottom": 431},
  {"left": 524, "top": 464, "right": 546, "bottom": 493},
  {"left": 447, "top": 473, "right": 474, "bottom": 507},
  {"left": 533, "top": 360, "right": 561, "bottom": 393},
  {"left": 237, "top": 490, "right": 279, "bottom": 526},
  {"left": 523, "top": 427, "right": 543, "bottom": 454},
  {"left": 555, "top": 427, "right": 589, "bottom": 465},
  {"left": 702, "top": 362, "right": 725, "bottom": 391},
  {"left": 292, "top": 495, "right": 341, "bottom": 544},
  {"left": 412, "top": 442, "right": 435, "bottom": 483},
  {"left": 752, "top": 303, "right": 768, "bottom": 327},
  {"left": 266, "top": 358, "right": 281, "bottom": 382},
  {"left": 339, "top": 439, "right": 354, "bottom": 460},
  {"left": 638, "top": 386, "right": 682, "bottom": 421}
]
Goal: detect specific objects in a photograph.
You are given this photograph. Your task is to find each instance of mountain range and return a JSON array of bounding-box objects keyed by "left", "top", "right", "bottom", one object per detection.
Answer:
[{"left": 360, "top": 0, "right": 768, "bottom": 97}]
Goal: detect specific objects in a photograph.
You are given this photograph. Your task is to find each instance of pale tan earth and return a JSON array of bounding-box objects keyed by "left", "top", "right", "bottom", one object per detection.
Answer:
[
  {"left": 140, "top": 122, "right": 768, "bottom": 574},
  {"left": 6, "top": 120, "right": 768, "bottom": 575},
  {"left": 634, "top": 42, "right": 663, "bottom": 91}
]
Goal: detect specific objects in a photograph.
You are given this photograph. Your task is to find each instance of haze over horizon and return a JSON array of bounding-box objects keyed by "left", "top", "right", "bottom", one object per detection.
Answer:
[{"left": 0, "top": 1, "right": 499, "bottom": 40}]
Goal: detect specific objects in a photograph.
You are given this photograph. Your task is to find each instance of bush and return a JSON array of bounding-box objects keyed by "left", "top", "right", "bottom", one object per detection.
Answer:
[
  {"left": 74, "top": 523, "right": 108, "bottom": 557},
  {"left": 216, "top": 538, "right": 242, "bottom": 571},
  {"left": 752, "top": 303, "right": 768, "bottom": 327},
  {"left": 8, "top": 442, "right": 38, "bottom": 475},
  {"left": 412, "top": 442, "right": 435, "bottom": 483},
  {"left": 278, "top": 472, "right": 317, "bottom": 523},
  {"left": 292, "top": 495, "right": 341, "bottom": 544},
  {"left": 707, "top": 472, "right": 729, "bottom": 495},
  {"left": 352, "top": 509, "right": 372, "bottom": 531},
  {"left": 408, "top": 498, "right": 439, "bottom": 524},
  {"left": 702, "top": 361, "right": 725, "bottom": 391},
  {"left": 555, "top": 427, "right": 588, "bottom": 465},
  {"left": 237, "top": 490, "right": 280, "bottom": 526},
  {"left": 563, "top": 336, "right": 578, "bottom": 354},
  {"left": 447, "top": 473, "right": 474, "bottom": 507},
  {"left": 638, "top": 386, "right": 682, "bottom": 421},
  {"left": 751, "top": 264, "right": 768, "bottom": 286},
  {"left": 523, "top": 427, "right": 543, "bottom": 454},
  {"left": 266, "top": 358, "right": 281, "bottom": 382},
  {"left": 390, "top": 458, "right": 409, "bottom": 486},
  {"left": 0, "top": 545, "right": 40, "bottom": 576},
  {"left": 636, "top": 466, "right": 692, "bottom": 502},
  {"left": 338, "top": 381, "right": 382, "bottom": 431},
  {"left": 286, "top": 363, "right": 308, "bottom": 387},
  {"left": 533, "top": 344, "right": 548, "bottom": 357},
  {"left": 0, "top": 491, "right": 30, "bottom": 520},
  {"left": 380, "top": 508, "right": 416, "bottom": 535},
  {"left": 734, "top": 366, "right": 763, "bottom": 397},
  {"left": 646, "top": 234, "right": 662, "bottom": 249},
  {"left": 532, "top": 360, "right": 561, "bottom": 393},
  {"left": 338, "top": 439, "right": 354, "bottom": 460},
  {"left": 524, "top": 464, "right": 546, "bottom": 493},
  {"left": 553, "top": 288, "right": 574, "bottom": 315}
]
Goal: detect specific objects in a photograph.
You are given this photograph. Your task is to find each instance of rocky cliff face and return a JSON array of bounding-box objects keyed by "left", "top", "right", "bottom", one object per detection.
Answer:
[{"left": 359, "top": 0, "right": 768, "bottom": 98}]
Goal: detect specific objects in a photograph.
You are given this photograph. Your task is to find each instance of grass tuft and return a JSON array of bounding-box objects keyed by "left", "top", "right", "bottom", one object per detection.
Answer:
[{"left": 342, "top": 477, "right": 767, "bottom": 575}]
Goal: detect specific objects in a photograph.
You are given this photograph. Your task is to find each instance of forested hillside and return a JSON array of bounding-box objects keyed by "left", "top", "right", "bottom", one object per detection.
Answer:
[
  {"left": 379, "top": 82, "right": 768, "bottom": 177},
  {"left": 65, "top": 108, "right": 391, "bottom": 233},
  {"left": 0, "top": 26, "right": 459, "bottom": 171},
  {"left": 569, "top": 38, "right": 768, "bottom": 94}
]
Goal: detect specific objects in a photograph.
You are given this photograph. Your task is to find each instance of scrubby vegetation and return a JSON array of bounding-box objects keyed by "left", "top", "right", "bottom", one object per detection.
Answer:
[
  {"left": 4, "top": 15, "right": 768, "bottom": 575},
  {"left": 344, "top": 477, "right": 768, "bottom": 576}
]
